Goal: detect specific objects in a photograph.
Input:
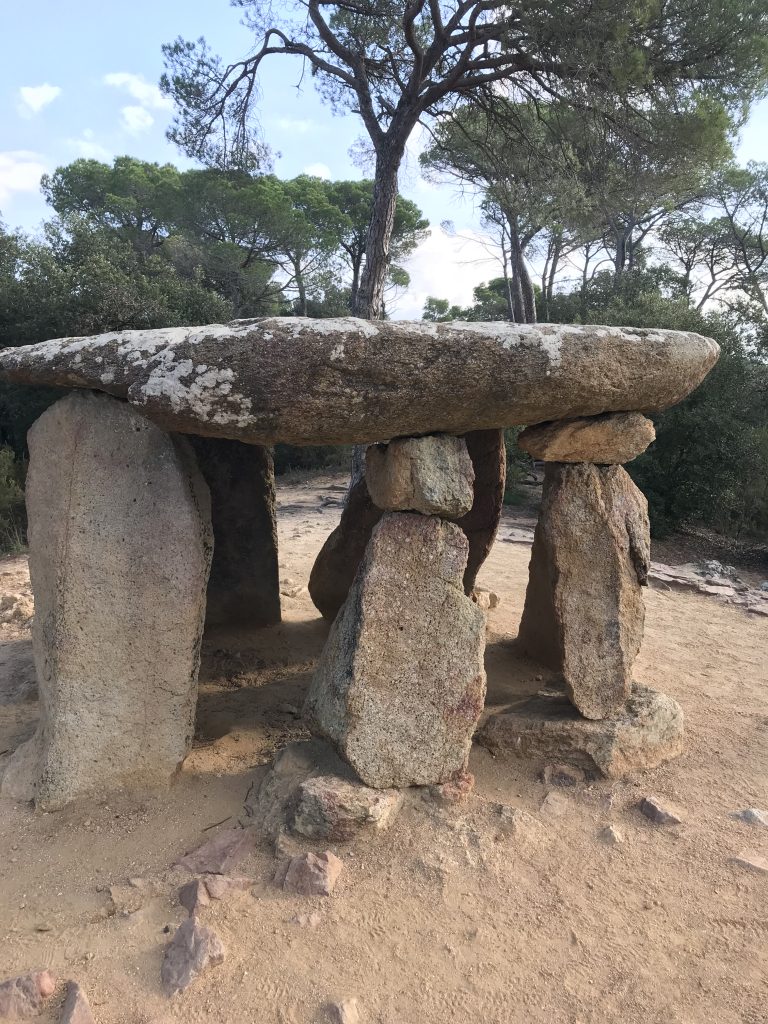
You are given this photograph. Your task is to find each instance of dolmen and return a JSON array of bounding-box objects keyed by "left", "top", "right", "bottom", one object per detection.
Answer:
[{"left": 0, "top": 317, "right": 719, "bottom": 807}]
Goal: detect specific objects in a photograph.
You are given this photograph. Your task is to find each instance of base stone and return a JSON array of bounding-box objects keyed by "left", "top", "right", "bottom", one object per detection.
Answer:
[
  {"left": 190, "top": 437, "right": 280, "bottom": 629},
  {"left": 305, "top": 513, "right": 487, "bottom": 788},
  {"left": 1, "top": 392, "right": 212, "bottom": 809},
  {"left": 247, "top": 739, "right": 403, "bottom": 841},
  {"left": 478, "top": 684, "right": 684, "bottom": 778}
]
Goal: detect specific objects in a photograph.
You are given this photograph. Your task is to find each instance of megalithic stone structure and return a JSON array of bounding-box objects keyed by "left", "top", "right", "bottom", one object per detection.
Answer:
[{"left": 0, "top": 319, "right": 721, "bottom": 802}]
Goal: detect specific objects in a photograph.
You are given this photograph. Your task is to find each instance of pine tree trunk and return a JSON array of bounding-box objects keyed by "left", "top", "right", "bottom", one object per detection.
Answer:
[{"left": 354, "top": 148, "right": 404, "bottom": 319}]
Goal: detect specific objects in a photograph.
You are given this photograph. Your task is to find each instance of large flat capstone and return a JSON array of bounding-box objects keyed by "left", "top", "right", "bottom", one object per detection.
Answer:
[
  {"left": 1, "top": 392, "right": 213, "bottom": 809},
  {"left": 0, "top": 319, "right": 719, "bottom": 445}
]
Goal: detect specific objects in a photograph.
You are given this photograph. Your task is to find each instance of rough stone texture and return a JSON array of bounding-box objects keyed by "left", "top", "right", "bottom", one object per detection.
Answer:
[
  {"left": 161, "top": 918, "right": 225, "bottom": 996},
  {"left": 730, "top": 853, "right": 768, "bottom": 874},
  {"left": 305, "top": 513, "right": 486, "bottom": 788},
  {"left": 329, "top": 999, "right": 361, "bottom": 1024},
  {"left": 248, "top": 739, "right": 403, "bottom": 842},
  {"left": 308, "top": 470, "right": 383, "bottom": 622},
  {"left": 190, "top": 437, "right": 280, "bottom": 629},
  {"left": 175, "top": 827, "right": 257, "bottom": 874},
  {"left": 733, "top": 808, "right": 768, "bottom": 827},
  {"left": 427, "top": 771, "right": 475, "bottom": 807},
  {"left": 1, "top": 392, "right": 212, "bottom": 810},
  {"left": 179, "top": 879, "right": 210, "bottom": 915},
  {"left": 309, "top": 428, "right": 505, "bottom": 621},
  {"left": 202, "top": 875, "right": 253, "bottom": 900},
  {"left": 479, "top": 684, "right": 684, "bottom": 779},
  {"left": 365, "top": 434, "right": 474, "bottom": 517},
  {"left": 456, "top": 430, "right": 506, "bottom": 594},
  {"left": 294, "top": 776, "right": 404, "bottom": 841},
  {"left": 517, "top": 412, "right": 656, "bottom": 464},
  {"left": 517, "top": 463, "right": 650, "bottom": 720},
  {"left": 0, "top": 971, "right": 56, "bottom": 1019},
  {"left": 60, "top": 982, "right": 96, "bottom": 1024},
  {"left": 0, "top": 320, "right": 720, "bottom": 444},
  {"left": 639, "top": 796, "right": 684, "bottom": 825},
  {"left": 278, "top": 851, "right": 344, "bottom": 896}
]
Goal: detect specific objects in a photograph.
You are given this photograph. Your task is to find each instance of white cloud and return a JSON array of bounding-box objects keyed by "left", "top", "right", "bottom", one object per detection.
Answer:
[
  {"left": 0, "top": 150, "right": 46, "bottom": 203},
  {"left": 120, "top": 105, "right": 154, "bottom": 135},
  {"left": 103, "top": 72, "right": 172, "bottom": 110},
  {"left": 17, "top": 83, "right": 61, "bottom": 118},
  {"left": 303, "top": 162, "right": 331, "bottom": 179},
  {"left": 394, "top": 225, "right": 501, "bottom": 320},
  {"left": 65, "top": 129, "right": 112, "bottom": 162},
  {"left": 275, "top": 117, "right": 315, "bottom": 134}
]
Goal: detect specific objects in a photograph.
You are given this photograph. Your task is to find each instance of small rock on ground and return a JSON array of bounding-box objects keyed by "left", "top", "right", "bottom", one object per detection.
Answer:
[
  {"left": 639, "top": 796, "right": 684, "bottom": 825},
  {"left": 542, "top": 763, "right": 585, "bottom": 788},
  {"left": 540, "top": 791, "right": 570, "bottom": 818},
  {"left": 598, "top": 825, "right": 625, "bottom": 846},
  {"left": 0, "top": 970, "right": 56, "bottom": 1019},
  {"left": 427, "top": 772, "right": 475, "bottom": 807},
  {"left": 472, "top": 588, "right": 500, "bottom": 611},
  {"left": 293, "top": 774, "right": 403, "bottom": 841},
  {"left": 328, "top": 998, "right": 360, "bottom": 1024},
  {"left": 730, "top": 853, "right": 768, "bottom": 874},
  {"left": 161, "top": 918, "right": 225, "bottom": 996},
  {"left": 60, "top": 981, "right": 96, "bottom": 1024},
  {"left": 732, "top": 808, "right": 768, "bottom": 827},
  {"left": 202, "top": 875, "right": 253, "bottom": 900},
  {"left": 175, "top": 827, "right": 256, "bottom": 874},
  {"left": 276, "top": 852, "right": 344, "bottom": 896}
]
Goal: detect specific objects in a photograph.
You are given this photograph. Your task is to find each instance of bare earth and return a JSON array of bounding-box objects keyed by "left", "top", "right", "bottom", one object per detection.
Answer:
[{"left": 1, "top": 471, "right": 766, "bottom": 1024}]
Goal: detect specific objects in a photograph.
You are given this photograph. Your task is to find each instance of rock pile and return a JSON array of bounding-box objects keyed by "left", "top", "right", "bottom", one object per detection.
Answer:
[{"left": 481, "top": 412, "right": 685, "bottom": 777}]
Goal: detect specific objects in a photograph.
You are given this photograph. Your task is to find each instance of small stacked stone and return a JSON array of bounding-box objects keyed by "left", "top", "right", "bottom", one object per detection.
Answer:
[
  {"left": 304, "top": 434, "right": 486, "bottom": 788},
  {"left": 482, "top": 412, "right": 684, "bottom": 777}
]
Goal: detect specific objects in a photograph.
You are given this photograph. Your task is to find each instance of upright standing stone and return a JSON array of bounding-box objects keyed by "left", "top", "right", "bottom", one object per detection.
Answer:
[
  {"left": 190, "top": 437, "right": 280, "bottom": 629},
  {"left": 1, "top": 392, "right": 212, "bottom": 809},
  {"left": 308, "top": 459, "right": 383, "bottom": 622},
  {"left": 305, "top": 514, "right": 486, "bottom": 788},
  {"left": 457, "top": 429, "right": 506, "bottom": 594},
  {"left": 517, "top": 463, "right": 649, "bottom": 720}
]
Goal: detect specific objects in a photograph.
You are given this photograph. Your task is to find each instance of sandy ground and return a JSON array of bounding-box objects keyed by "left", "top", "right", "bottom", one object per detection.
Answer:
[{"left": 0, "top": 472, "right": 766, "bottom": 1024}]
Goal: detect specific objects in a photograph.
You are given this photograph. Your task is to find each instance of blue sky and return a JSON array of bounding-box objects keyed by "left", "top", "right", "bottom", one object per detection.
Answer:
[{"left": 3, "top": 0, "right": 768, "bottom": 318}]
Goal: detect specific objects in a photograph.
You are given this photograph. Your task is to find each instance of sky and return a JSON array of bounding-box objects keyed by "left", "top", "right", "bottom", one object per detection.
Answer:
[{"left": 2, "top": 0, "right": 768, "bottom": 319}]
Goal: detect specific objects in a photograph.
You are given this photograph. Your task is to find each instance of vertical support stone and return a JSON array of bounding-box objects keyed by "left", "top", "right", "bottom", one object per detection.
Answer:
[
  {"left": 308, "top": 428, "right": 506, "bottom": 621},
  {"left": 456, "top": 429, "right": 506, "bottom": 595},
  {"left": 1, "top": 392, "right": 213, "bottom": 809},
  {"left": 304, "top": 513, "right": 486, "bottom": 788},
  {"left": 190, "top": 438, "right": 281, "bottom": 629},
  {"left": 517, "top": 462, "right": 650, "bottom": 720}
]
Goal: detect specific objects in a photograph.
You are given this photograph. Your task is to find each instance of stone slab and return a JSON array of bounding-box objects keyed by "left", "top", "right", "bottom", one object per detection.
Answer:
[
  {"left": 478, "top": 684, "right": 684, "bottom": 778},
  {"left": 517, "top": 412, "right": 655, "bottom": 463},
  {"left": 0, "top": 319, "right": 720, "bottom": 445}
]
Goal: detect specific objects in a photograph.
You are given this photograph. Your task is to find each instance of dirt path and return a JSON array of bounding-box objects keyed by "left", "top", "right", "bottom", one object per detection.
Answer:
[{"left": 1, "top": 472, "right": 766, "bottom": 1024}]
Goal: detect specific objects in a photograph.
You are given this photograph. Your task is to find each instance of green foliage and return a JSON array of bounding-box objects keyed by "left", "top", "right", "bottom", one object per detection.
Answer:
[{"left": 0, "top": 446, "right": 26, "bottom": 554}]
